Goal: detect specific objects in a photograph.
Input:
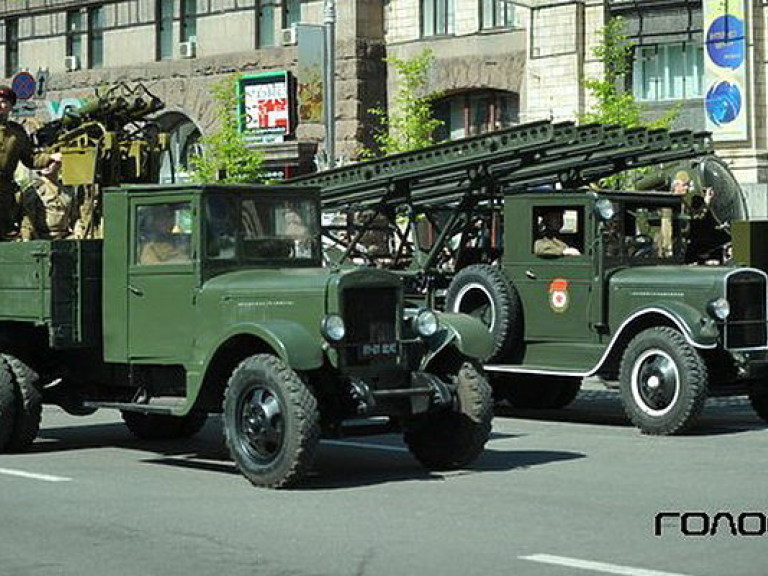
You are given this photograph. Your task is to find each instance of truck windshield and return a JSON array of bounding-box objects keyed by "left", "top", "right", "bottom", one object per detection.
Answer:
[
  {"left": 603, "top": 201, "right": 685, "bottom": 265},
  {"left": 204, "top": 194, "right": 321, "bottom": 264}
]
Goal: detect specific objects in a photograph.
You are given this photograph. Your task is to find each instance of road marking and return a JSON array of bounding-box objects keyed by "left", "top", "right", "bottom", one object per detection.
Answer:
[
  {"left": 0, "top": 467, "right": 72, "bottom": 482},
  {"left": 322, "top": 440, "right": 408, "bottom": 453},
  {"left": 519, "top": 554, "right": 694, "bottom": 576}
]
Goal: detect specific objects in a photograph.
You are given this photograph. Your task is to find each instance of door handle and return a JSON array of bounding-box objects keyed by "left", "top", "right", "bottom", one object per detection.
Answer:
[
  {"left": 525, "top": 269, "right": 537, "bottom": 280},
  {"left": 128, "top": 284, "right": 144, "bottom": 296}
]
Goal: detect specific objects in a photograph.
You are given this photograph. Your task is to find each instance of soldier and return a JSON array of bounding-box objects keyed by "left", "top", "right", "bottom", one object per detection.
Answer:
[
  {"left": 534, "top": 209, "right": 581, "bottom": 257},
  {"left": 139, "top": 205, "right": 190, "bottom": 265},
  {"left": 20, "top": 160, "right": 76, "bottom": 240},
  {"left": 0, "top": 85, "right": 61, "bottom": 240}
]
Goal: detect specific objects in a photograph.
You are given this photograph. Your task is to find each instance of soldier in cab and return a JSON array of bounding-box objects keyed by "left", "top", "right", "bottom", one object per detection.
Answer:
[{"left": 534, "top": 208, "right": 581, "bottom": 257}]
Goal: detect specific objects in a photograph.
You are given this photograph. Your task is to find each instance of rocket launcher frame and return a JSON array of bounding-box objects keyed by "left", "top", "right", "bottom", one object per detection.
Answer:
[{"left": 290, "top": 121, "right": 715, "bottom": 286}]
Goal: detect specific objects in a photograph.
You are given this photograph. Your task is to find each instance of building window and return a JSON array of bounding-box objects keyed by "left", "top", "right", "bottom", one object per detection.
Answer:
[
  {"left": 5, "top": 18, "right": 18, "bottom": 77},
  {"left": 481, "top": 0, "right": 518, "bottom": 29},
  {"left": 157, "top": 0, "right": 174, "bottom": 60},
  {"left": 421, "top": 0, "right": 455, "bottom": 37},
  {"left": 283, "top": 0, "right": 301, "bottom": 29},
  {"left": 181, "top": 0, "right": 196, "bottom": 43},
  {"left": 66, "top": 10, "right": 84, "bottom": 64},
  {"left": 632, "top": 42, "right": 704, "bottom": 101},
  {"left": 258, "top": 1, "right": 277, "bottom": 47},
  {"left": 88, "top": 6, "right": 104, "bottom": 68},
  {"left": 433, "top": 90, "right": 519, "bottom": 140}
]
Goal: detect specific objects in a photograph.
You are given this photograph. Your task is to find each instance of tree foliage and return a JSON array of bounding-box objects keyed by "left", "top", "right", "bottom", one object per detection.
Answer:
[
  {"left": 190, "top": 74, "right": 264, "bottom": 184},
  {"left": 582, "top": 17, "right": 680, "bottom": 187},
  {"left": 582, "top": 17, "right": 679, "bottom": 130},
  {"left": 363, "top": 49, "right": 444, "bottom": 158}
]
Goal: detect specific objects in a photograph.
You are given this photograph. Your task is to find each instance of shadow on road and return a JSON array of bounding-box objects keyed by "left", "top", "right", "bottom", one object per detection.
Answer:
[
  {"left": 494, "top": 390, "right": 767, "bottom": 436},
  {"left": 30, "top": 418, "right": 584, "bottom": 490}
]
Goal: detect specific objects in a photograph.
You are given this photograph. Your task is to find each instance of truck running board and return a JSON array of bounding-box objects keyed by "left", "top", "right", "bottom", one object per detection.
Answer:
[{"left": 82, "top": 401, "right": 180, "bottom": 415}]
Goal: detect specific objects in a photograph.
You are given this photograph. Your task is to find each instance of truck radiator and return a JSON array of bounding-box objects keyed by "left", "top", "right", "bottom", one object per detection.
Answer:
[
  {"left": 724, "top": 271, "right": 767, "bottom": 349},
  {"left": 342, "top": 287, "right": 399, "bottom": 366}
]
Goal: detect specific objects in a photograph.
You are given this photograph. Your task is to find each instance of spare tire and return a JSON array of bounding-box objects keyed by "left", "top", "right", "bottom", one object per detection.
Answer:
[{"left": 445, "top": 264, "right": 522, "bottom": 362}]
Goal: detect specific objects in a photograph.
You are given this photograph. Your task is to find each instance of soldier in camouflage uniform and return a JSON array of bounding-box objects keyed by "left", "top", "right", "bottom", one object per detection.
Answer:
[
  {"left": 20, "top": 160, "right": 76, "bottom": 240},
  {"left": 0, "top": 85, "right": 61, "bottom": 240}
]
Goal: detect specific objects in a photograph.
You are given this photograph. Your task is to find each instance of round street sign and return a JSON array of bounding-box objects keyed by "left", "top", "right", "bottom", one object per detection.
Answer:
[{"left": 11, "top": 71, "right": 36, "bottom": 100}]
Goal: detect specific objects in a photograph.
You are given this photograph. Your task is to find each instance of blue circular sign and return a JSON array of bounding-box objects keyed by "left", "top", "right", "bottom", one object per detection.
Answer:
[
  {"left": 11, "top": 71, "right": 36, "bottom": 100},
  {"left": 706, "top": 14, "right": 745, "bottom": 69},
  {"left": 705, "top": 81, "right": 742, "bottom": 126}
]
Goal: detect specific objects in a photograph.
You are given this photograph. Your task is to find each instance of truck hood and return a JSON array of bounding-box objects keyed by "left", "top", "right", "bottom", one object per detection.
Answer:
[
  {"left": 608, "top": 265, "right": 731, "bottom": 296},
  {"left": 199, "top": 265, "right": 401, "bottom": 300}
]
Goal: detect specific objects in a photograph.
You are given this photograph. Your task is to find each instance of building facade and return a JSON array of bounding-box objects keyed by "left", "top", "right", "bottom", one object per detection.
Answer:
[{"left": 1, "top": 0, "right": 767, "bottom": 212}]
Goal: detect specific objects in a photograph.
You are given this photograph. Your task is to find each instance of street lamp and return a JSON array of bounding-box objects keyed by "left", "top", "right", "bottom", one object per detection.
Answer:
[{"left": 323, "top": 0, "right": 336, "bottom": 169}]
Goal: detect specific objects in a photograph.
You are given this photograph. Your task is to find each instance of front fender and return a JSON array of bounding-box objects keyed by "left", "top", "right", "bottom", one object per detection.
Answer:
[
  {"left": 420, "top": 312, "right": 495, "bottom": 369},
  {"left": 209, "top": 320, "right": 324, "bottom": 371},
  {"left": 618, "top": 302, "right": 719, "bottom": 348}
]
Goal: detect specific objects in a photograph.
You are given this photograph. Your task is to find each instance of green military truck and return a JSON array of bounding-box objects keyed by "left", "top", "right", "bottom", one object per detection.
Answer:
[
  {"left": 0, "top": 183, "right": 494, "bottom": 488},
  {"left": 446, "top": 189, "right": 768, "bottom": 435},
  {"left": 295, "top": 120, "right": 767, "bottom": 434}
]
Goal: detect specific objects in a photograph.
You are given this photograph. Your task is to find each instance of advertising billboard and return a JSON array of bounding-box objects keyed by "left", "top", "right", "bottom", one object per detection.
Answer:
[
  {"left": 704, "top": 0, "right": 748, "bottom": 141},
  {"left": 238, "top": 72, "right": 293, "bottom": 142}
]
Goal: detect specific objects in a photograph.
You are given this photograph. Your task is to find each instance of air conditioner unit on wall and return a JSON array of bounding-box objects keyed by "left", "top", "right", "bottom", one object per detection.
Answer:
[
  {"left": 64, "top": 55, "right": 80, "bottom": 72},
  {"left": 179, "top": 40, "right": 197, "bottom": 59},
  {"left": 281, "top": 26, "right": 297, "bottom": 46}
]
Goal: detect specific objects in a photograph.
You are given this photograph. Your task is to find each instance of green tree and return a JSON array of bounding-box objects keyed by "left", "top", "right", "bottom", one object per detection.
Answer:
[
  {"left": 582, "top": 17, "right": 680, "bottom": 187},
  {"left": 190, "top": 74, "right": 264, "bottom": 183},
  {"left": 363, "top": 49, "right": 444, "bottom": 158},
  {"left": 582, "top": 17, "right": 678, "bottom": 130}
]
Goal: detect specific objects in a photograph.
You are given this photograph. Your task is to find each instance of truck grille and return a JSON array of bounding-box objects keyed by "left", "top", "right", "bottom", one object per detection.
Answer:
[
  {"left": 343, "top": 287, "right": 399, "bottom": 366},
  {"left": 724, "top": 271, "right": 767, "bottom": 349}
]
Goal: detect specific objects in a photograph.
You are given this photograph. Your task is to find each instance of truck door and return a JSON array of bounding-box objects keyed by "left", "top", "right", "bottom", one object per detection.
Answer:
[
  {"left": 127, "top": 201, "right": 198, "bottom": 362},
  {"left": 510, "top": 204, "right": 597, "bottom": 343}
]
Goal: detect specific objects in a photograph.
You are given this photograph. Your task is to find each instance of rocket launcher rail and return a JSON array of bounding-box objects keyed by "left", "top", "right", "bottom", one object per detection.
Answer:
[
  {"left": 289, "top": 121, "right": 717, "bottom": 285},
  {"left": 293, "top": 120, "right": 714, "bottom": 211}
]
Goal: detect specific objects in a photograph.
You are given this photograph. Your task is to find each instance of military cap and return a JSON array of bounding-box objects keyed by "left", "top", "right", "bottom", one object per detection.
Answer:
[{"left": 0, "top": 85, "right": 17, "bottom": 105}]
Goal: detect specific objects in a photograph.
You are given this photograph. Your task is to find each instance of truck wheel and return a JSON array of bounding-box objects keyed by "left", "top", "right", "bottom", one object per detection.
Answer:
[
  {"left": 619, "top": 327, "right": 708, "bottom": 435},
  {"left": 223, "top": 354, "right": 320, "bottom": 489},
  {"left": 2, "top": 354, "right": 42, "bottom": 452},
  {"left": 496, "top": 375, "right": 581, "bottom": 409},
  {"left": 445, "top": 264, "right": 522, "bottom": 362},
  {"left": 0, "top": 362, "right": 16, "bottom": 452},
  {"left": 122, "top": 411, "right": 208, "bottom": 440},
  {"left": 748, "top": 387, "right": 768, "bottom": 423},
  {"left": 404, "top": 362, "right": 492, "bottom": 471}
]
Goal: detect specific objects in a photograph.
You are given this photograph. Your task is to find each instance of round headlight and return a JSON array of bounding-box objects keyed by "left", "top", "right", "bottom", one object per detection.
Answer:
[
  {"left": 595, "top": 198, "right": 616, "bottom": 221},
  {"left": 707, "top": 297, "right": 730, "bottom": 320},
  {"left": 321, "top": 314, "right": 346, "bottom": 341},
  {"left": 413, "top": 309, "right": 439, "bottom": 337}
]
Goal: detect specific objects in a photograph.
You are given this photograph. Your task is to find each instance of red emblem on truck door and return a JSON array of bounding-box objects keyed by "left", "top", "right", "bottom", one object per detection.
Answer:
[{"left": 549, "top": 278, "right": 570, "bottom": 313}]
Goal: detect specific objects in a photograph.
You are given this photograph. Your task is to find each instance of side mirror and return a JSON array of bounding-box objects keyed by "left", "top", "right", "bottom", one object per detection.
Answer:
[{"left": 594, "top": 198, "right": 616, "bottom": 221}]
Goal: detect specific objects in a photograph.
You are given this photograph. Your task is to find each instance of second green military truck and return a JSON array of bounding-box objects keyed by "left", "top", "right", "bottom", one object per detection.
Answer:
[
  {"left": 446, "top": 188, "right": 768, "bottom": 435},
  {"left": 0, "top": 183, "right": 494, "bottom": 488}
]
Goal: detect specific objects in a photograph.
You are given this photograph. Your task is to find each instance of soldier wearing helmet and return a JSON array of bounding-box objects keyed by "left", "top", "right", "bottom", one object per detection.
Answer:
[{"left": 0, "top": 85, "right": 62, "bottom": 240}]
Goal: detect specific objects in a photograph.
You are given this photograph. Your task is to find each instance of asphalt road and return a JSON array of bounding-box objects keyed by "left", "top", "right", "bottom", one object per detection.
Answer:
[{"left": 1, "top": 391, "right": 766, "bottom": 576}]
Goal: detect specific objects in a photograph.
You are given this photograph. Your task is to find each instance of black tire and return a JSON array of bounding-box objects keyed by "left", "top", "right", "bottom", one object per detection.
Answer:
[
  {"left": 122, "top": 411, "right": 208, "bottom": 440},
  {"left": 748, "top": 387, "right": 768, "bottom": 423},
  {"left": 495, "top": 374, "right": 581, "bottom": 409},
  {"left": 405, "top": 362, "right": 493, "bottom": 471},
  {"left": 223, "top": 354, "right": 320, "bottom": 489},
  {"left": 445, "top": 264, "right": 522, "bottom": 362},
  {"left": 619, "top": 327, "right": 708, "bottom": 435},
  {"left": 3, "top": 354, "right": 42, "bottom": 452},
  {"left": 0, "top": 361, "right": 16, "bottom": 452}
]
